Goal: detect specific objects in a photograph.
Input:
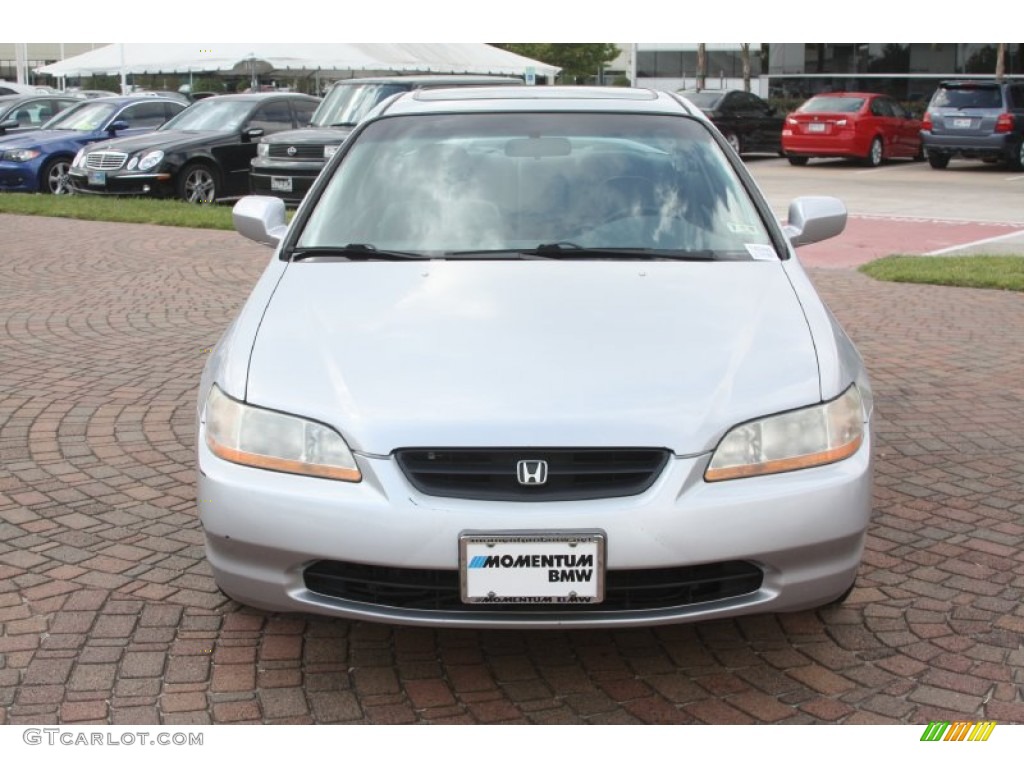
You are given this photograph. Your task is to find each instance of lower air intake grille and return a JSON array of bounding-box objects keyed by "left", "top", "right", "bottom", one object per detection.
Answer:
[{"left": 304, "top": 560, "right": 763, "bottom": 612}]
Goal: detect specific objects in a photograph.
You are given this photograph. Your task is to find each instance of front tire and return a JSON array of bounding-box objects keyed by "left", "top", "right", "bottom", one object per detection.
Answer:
[
  {"left": 41, "top": 157, "right": 73, "bottom": 195},
  {"left": 177, "top": 162, "right": 220, "bottom": 204},
  {"left": 787, "top": 155, "right": 809, "bottom": 166},
  {"left": 928, "top": 152, "right": 950, "bottom": 169}
]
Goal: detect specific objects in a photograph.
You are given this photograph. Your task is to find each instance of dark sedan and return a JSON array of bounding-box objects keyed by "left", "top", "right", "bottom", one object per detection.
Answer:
[
  {"left": 0, "top": 94, "right": 81, "bottom": 137},
  {"left": 68, "top": 93, "right": 321, "bottom": 203},
  {"left": 677, "top": 89, "right": 783, "bottom": 156}
]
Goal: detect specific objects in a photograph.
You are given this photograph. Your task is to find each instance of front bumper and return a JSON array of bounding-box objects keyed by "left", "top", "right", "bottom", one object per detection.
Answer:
[
  {"left": 197, "top": 425, "right": 874, "bottom": 629},
  {"left": 68, "top": 168, "right": 174, "bottom": 197},
  {"left": 0, "top": 161, "right": 42, "bottom": 192},
  {"left": 249, "top": 159, "right": 324, "bottom": 203}
]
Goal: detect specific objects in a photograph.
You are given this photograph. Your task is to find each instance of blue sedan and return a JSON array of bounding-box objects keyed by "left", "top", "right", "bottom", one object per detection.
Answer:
[{"left": 0, "top": 95, "right": 185, "bottom": 194}]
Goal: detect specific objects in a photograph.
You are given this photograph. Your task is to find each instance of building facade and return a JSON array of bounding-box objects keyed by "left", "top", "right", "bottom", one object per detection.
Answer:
[
  {"left": 0, "top": 43, "right": 107, "bottom": 85},
  {"left": 631, "top": 43, "right": 1024, "bottom": 104}
]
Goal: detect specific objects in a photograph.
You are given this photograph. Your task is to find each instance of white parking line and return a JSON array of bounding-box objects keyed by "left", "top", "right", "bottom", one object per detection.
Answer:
[{"left": 925, "top": 228, "right": 1024, "bottom": 255}]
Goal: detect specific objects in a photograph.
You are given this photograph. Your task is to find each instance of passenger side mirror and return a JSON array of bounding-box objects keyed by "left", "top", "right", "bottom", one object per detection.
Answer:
[
  {"left": 233, "top": 195, "right": 288, "bottom": 247},
  {"left": 0, "top": 119, "right": 15, "bottom": 134},
  {"left": 108, "top": 120, "right": 129, "bottom": 134},
  {"left": 783, "top": 196, "right": 847, "bottom": 248}
]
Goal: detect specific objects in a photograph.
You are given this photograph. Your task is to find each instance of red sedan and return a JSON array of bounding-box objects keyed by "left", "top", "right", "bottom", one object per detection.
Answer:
[{"left": 782, "top": 92, "right": 923, "bottom": 167}]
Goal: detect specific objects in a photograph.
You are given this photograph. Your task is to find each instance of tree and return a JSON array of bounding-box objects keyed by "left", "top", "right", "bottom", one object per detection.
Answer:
[
  {"left": 740, "top": 43, "right": 751, "bottom": 92},
  {"left": 493, "top": 44, "right": 619, "bottom": 84}
]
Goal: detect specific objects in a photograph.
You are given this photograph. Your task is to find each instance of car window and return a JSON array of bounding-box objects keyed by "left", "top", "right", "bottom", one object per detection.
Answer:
[
  {"left": 798, "top": 97, "right": 865, "bottom": 113},
  {"left": 118, "top": 101, "right": 175, "bottom": 130},
  {"left": 44, "top": 101, "right": 118, "bottom": 131},
  {"left": 5, "top": 100, "right": 48, "bottom": 128},
  {"left": 1008, "top": 86, "right": 1024, "bottom": 109},
  {"left": 870, "top": 99, "right": 894, "bottom": 118},
  {"left": 311, "top": 83, "right": 409, "bottom": 128},
  {"left": 680, "top": 91, "right": 724, "bottom": 110},
  {"left": 292, "top": 98, "right": 317, "bottom": 127},
  {"left": 931, "top": 86, "right": 1002, "bottom": 109},
  {"left": 298, "top": 112, "right": 775, "bottom": 258},
  {"left": 248, "top": 101, "right": 294, "bottom": 134},
  {"left": 159, "top": 99, "right": 254, "bottom": 132},
  {"left": 736, "top": 93, "right": 767, "bottom": 112}
]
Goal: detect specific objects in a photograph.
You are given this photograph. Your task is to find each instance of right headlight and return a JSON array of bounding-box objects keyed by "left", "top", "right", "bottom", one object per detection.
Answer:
[
  {"left": 203, "top": 385, "right": 361, "bottom": 482},
  {"left": 705, "top": 385, "right": 865, "bottom": 482}
]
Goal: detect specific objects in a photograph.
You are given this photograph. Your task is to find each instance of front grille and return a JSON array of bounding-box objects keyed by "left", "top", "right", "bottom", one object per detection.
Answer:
[
  {"left": 268, "top": 143, "right": 325, "bottom": 160},
  {"left": 84, "top": 151, "right": 128, "bottom": 170},
  {"left": 304, "top": 560, "right": 763, "bottom": 613},
  {"left": 395, "top": 448, "right": 670, "bottom": 501}
]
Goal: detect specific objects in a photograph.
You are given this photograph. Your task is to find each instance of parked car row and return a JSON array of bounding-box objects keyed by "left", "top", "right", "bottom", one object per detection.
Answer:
[{"left": 0, "top": 92, "right": 320, "bottom": 199}]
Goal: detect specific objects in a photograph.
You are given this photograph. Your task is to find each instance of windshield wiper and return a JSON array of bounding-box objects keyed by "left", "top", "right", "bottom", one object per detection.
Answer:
[
  {"left": 453, "top": 243, "right": 718, "bottom": 260},
  {"left": 288, "top": 244, "right": 430, "bottom": 261}
]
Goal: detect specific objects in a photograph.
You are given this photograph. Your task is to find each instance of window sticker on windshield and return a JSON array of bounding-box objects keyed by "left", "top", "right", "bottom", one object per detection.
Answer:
[
  {"left": 727, "top": 222, "right": 759, "bottom": 235},
  {"left": 745, "top": 244, "right": 778, "bottom": 261}
]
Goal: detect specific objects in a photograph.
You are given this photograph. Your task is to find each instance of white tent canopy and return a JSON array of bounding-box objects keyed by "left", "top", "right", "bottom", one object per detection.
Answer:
[{"left": 35, "top": 43, "right": 560, "bottom": 80}]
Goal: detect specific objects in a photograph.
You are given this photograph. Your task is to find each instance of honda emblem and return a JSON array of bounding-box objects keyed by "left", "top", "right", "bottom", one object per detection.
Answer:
[{"left": 516, "top": 460, "right": 548, "bottom": 486}]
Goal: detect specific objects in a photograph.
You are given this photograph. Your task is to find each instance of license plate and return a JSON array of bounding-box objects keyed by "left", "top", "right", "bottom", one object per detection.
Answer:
[
  {"left": 952, "top": 118, "right": 972, "bottom": 129},
  {"left": 808, "top": 122, "right": 826, "bottom": 133},
  {"left": 270, "top": 176, "right": 292, "bottom": 192},
  {"left": 460, "top": 531, "right": 606, "bottom": 605},
  {"left": 87, "top": 171, "right": 106, "bottom": 186}
]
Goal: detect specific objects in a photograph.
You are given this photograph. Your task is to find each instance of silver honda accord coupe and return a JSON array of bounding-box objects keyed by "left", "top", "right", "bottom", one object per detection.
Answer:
[{"left": 197, "top": 86, "right": 873, "bottom": 629}]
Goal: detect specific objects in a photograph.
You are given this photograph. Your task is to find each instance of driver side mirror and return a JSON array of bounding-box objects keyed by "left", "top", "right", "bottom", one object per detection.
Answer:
[
  {"left": 783, "top": 196, "right": 847, "bottom": 248},
  {"left": 243, "top": 127, "right": 265, "bottom": 142},
  {"left": 233, "top": 195, "right": 288, "bottom": 247}
]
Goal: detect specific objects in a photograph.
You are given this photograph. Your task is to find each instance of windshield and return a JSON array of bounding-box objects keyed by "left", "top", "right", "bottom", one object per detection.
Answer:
[
  {"left": 159, "top": 99, "right": 253, "bottom": 132},
  {"left": 311, "top": 83, "right": 409, "bottom": 127},
  {"left": 680, "top": 92, "right": 724, "bottom": 109},
  {"left": 44, "top": 102, "right": 117, "bottom": 131},
  {"left": 297, "top": 112, "right": 776, "bottom": 259},
  {"left": 798, "top": 97, "right": 865, "bottom": 114}
]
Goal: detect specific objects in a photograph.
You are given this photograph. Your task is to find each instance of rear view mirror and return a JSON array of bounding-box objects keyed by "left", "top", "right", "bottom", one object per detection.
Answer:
[{"left": 505, "top": 137, "right": 571, "bottom": 158}]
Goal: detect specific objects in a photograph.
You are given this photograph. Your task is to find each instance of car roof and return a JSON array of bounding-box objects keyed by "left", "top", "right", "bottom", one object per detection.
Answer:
[
  {"left": 379, "top": 86, "right": 698, "bottom": 118},
  {"left": 200, "top": 93, "right": 320, "bottom": 102},
  {"left": 332, "top": 74, "right": 523, "bottom": 86},
  {"left": 807, "top": 92, "right": 882, "bottom": 99}
]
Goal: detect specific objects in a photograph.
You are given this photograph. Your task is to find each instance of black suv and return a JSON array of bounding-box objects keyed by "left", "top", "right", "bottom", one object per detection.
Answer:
[
  {"left": 250, "top": 75, "right": 522, "bottom": 204},
  {"left": 921, "top": 80, "right": 1024, "bottom": 169}
]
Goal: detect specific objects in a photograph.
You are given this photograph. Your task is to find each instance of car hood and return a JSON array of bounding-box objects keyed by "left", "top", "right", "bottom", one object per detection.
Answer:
[
  {"left": 246, "top": 260, "right": 821, "bottom": 455},
  {"left": 263, "top": 126, "right": 353, "bottom": 145},
  {"left": 86, "top": 129, "right": 232, "bottom": 155},
  {"left": 0, "top": 129, "right": 83, "bottom": 149}
]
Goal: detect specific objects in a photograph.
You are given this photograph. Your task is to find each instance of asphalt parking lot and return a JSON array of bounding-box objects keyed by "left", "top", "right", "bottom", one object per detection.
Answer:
[{"left": 1, "top": 158, "right": 1023, "bottom": 725}]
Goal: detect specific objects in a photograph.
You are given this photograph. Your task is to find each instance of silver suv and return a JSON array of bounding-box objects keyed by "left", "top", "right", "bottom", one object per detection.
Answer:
[
  {"left": 921, "top": 80, "right": 1024, "bottom": 169},
  {"left": 250, "top": 75, "right": 522, "bottom": 204}
]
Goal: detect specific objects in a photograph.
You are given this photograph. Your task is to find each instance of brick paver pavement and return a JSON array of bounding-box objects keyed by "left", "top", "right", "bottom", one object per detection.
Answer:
[{"left": 1, "top": 213, "right": 1022, "bottom": 725}]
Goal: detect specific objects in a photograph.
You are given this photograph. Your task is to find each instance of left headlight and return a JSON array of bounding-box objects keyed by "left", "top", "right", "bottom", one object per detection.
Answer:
[
  {"left": 203, "top": 385, "right": 361, "bottom": 482},
  {"left": 257, "top": 142, "right": 269, "bottom": 158},
  {"left": 323, "top": 144, "right": 340, "bottom": 159},
  {"left": 3, "top": 148, "right": 41, "bottom": 162},
  {"left": 705, "top": 385, "right": 865, "bottom": 482},
  {"left": 137, "top": 150, "right": 164, "bottom": 171}
]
